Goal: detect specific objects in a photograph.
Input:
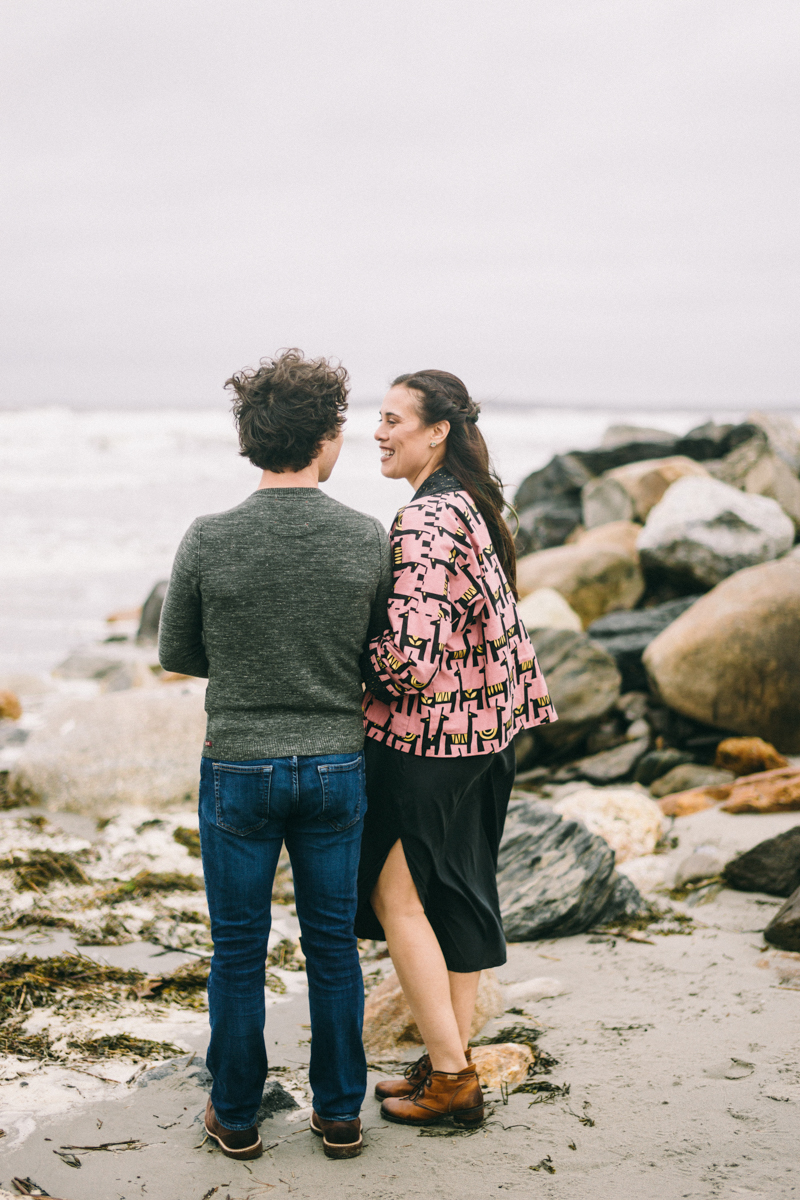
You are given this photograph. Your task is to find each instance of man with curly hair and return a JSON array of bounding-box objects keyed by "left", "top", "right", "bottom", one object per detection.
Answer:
[{"left": 159, "top": 350, "right": 391, "bottom": 1161}]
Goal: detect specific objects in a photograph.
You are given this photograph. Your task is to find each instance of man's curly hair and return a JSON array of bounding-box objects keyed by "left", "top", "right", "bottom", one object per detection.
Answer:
[{"left": 226, "top": 349, "right": 349, "bottom": 473}]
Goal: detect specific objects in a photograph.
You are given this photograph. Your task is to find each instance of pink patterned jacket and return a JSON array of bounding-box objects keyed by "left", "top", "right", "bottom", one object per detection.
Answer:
[{"left": 362, "top": 469, "right": 557, "bottom": 756}]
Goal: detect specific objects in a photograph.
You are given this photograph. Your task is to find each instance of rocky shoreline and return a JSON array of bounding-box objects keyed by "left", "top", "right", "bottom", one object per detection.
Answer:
[{"left": 0, "top": 411, "right": 799, "bottom": 1197}]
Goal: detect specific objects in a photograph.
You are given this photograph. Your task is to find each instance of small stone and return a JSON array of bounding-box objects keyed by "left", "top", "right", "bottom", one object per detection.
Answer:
[
  {"left": 504, "top": 977, "right": 568, "bottom": 1002},
  {"left": 723, "top": 827, "right": 800, "bottom": 897},
  {"left": 720, "top": 767, "right": 800, "bottom": 814},
  {"left": 571, "top": 737, "right": 650, "bottom": 785},
  {"left": 714, "top": 737, "right": 788, "bottom": 777},
  {"left": 362, "top": 970, "right": 502, "bottom": 1056},
  {"left": 257, "top": 1079, "right": 299, "bottom": 1122},
  {"left": 517, "top": 588, "right": 583, "bottom": 633},
  {"left": 657, "top": 788, "right": 722, "bottom": 817},
  {"left": 617, "top": 691, "right": 649, "bottom": 722},
  {"left": 636, "top": 749, "right": 695, "bottom": 786},
  {"left": 625, "top": 719, "right": 650, "bottom": 742},
  {"left": 764, "top": 885, "right": 800, "bottom": 952},
  {"left": 0, "top": 690, "right": 22, "bottom": 721},
  {"left": 650, "top": 764, "right": 735, "bottom": 798},
  {"left": 674, "top": 851, "right": 726, "bottom": 888},
  {"left": 471, "top": 1044, "right": 533, "bottom": 1090},
  {"left": 553, "top": 786, "right": 663, "bottom": 862},
  {"left": 52, "top": 652, "right": 125, "bottom": 681}
]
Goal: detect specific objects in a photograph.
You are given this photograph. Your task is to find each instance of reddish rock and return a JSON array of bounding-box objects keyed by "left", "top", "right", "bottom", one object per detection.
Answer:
[
  {"left": 0, "top": 690, "right": 22, "bottom": 721},
  {"left": 657, "top": 788, "right": 728, "bottom": 817},
  {"left": 719, "top": 767, "right": 800, "bottom": 814},
  {"left": 714, "top": 737, "right": 788, "bottom": 776}
]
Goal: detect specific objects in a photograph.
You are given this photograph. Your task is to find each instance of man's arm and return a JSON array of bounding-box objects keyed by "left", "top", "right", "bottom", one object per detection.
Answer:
[
  {"left": 158, "top": 521, "right": 210, "bottom": 678},
  {"left": 360, "top": 520, "right": 394, "bottom": 702}
]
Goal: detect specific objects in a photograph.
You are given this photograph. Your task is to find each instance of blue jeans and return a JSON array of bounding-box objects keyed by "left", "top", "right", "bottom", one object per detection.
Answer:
[{"left": 198, "top": 751, "right": 367, "bottom": 1128}]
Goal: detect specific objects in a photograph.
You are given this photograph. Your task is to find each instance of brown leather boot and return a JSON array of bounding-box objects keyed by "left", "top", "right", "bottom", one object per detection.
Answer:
[
  {"left": 204, "top": 1099, "right": 263, "bottom": 1160},
  {"left": 309, "top": 1111, "right": 363, "bottom": 1159},
  {"left": 380, "top": 1064, "right": 484, "bottom": 1127},
  {"left": 374, "top": 1048, "right": 472, "bottom": 1100}
]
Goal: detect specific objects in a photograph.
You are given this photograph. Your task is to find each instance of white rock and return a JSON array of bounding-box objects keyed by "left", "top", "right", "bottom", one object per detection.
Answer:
[
  {"left": 516, "top": 587, "right": 583, "bottom": 633},
  {"left": 504, "top": 976, "right": 568, "bottom": 1002},
  {"left": 637, "top": 476, "right": 795, "bottom": 590},
  {"left": 617, "top": 854, "right": 669, "bottom": 894},
  {"left": 553, "top": 786, "right": 664, "bottom": 862}
]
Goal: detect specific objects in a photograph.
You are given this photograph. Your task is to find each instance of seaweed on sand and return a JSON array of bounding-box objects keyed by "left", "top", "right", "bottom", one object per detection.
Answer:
[
  {"left": 102, "top": 870, "right": 204, "bottom": 903},
  {"left": 67, "top": 1032, "right": 185, "bottom": 1060},
  {"left": 0, "top": 771, "right": 40, "bottom": 811},
  {"left": 471, "top": 1023, "right": 545, "bottom": 1056},
  {"left": 1, "top": 850, "right": 91, "bottom": 892},
  {"left": 266, "top": 937, "right": 305, "bottom": 972},
  {"left": 272, "top": 849, "right": 294, "bottom": 904},
  {"left": 134, "top": 959, "right": 211, "bottom": 1008},
  {"left": 173, "top": 827, "right": 201, "bottom": 857},
  {"left": 0, "top": 953, "right": 142, "bottom": 1017},
  {"left": 0, "top": 1021, "right": 56, "bottom": 1059},
  {"left": 1, "top": 909, "right": 83, "bottom": 933}
]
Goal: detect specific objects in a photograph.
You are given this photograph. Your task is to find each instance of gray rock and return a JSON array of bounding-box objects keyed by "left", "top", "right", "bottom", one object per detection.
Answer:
[
  {"left": 616, "top": 691, "right": 649, "bottom": 723},
  {"left": 571, "top": 737, "right": 650, "bottom": 784},
  {"left": 764, "top": 885, "right": 800, "bottom": 952},
  {"left": 601, "top": 871, "right": 649, "bottom": 923},
  {"left": 635, "top": 748, "right": 695, "bottom": 787},
  {"left": 674, "top": 852, "right": 726, "bottom": 887},
  {"left": 514, "top": 454, "right": 595, "bottom": 511},
  {"left": 581, "top": 477, "right": 635, "bottom": 529},
  {"left": 513, "top": 499, "right": 582, "bottom": 555},
  {"left": 650, "top": 764, "right": 735, "bottom": 798},
  {"left": 675, "top": 421, "right": 758, "bottom": 461},
  {"left": 587, "top": 596, "right": 701, "bottom": 692},
  {"left": 137, "top": 580, "right": 169, "bottom": 645},
  {"left": 723, "top": 827, "right": 800, "bottom": 898},
  {"left": 747, "top": 411, "right": 800, "bottom": 475},
  {"left": 637, "top": 476, "right": 795, "bottom": 591},
  {"left": 53, "top": 652, "right": 125, "bottom": 681},
  {"left": 137, "top": 1056, "right": 193, "bottom": 1086},
  {"left": 601, "top": 425, "right": 678, "bottom": 451},
  {"left": 527, "top": 628, "right": 621, "bottom": 754},
  {"left": 497, "top": 799, "right": 645, "bottom": 940},
  {"left": 257, "top": 1079, "right": 299, "bottom": 1122}
]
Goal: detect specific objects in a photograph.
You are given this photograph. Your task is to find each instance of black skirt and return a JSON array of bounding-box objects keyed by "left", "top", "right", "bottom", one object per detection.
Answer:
[{"left": 355, "top": 738, "right": 516, "bottom": 973}]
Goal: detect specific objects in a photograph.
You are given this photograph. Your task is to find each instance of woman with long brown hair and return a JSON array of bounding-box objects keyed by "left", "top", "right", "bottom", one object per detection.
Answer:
[{"left": 357, "top": 369, "right": 556, "bottom": 1127}]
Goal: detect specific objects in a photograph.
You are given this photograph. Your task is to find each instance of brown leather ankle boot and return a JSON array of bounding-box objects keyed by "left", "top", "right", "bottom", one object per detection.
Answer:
[
  {"left": 374, "top": 1049, "right": 472, "bottom": 1101},
  {"left": 380, "top": 1063, "right": 484, "bottom": 1127}
]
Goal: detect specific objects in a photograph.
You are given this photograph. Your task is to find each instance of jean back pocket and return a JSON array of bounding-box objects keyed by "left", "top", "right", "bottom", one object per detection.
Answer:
[
  {"left": 316, "top": 757, "right": 364, "bottom": 832},
  {"left": 212, "top": 762, "right": 272, "bottom": 836}
]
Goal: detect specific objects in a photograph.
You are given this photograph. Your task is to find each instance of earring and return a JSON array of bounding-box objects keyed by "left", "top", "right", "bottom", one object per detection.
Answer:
[{"left": 430, "top": 441, "right": 437, "bottom": 448}]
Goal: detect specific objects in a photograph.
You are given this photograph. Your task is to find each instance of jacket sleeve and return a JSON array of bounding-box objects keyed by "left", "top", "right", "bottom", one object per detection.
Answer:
[
  {"left": 365, "top": 508, "right": 463, "bottom": 698},
  {"left": 158, "top": 521, "right": 210, "bottom": 678}
]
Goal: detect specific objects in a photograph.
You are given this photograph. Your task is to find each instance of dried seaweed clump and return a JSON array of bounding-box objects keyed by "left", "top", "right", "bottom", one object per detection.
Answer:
[
  {"left": 266, "top": 937, "right": 305, "bottom": 972},
  {"left": 0, "top": 1022, "right": 56, "bottom": 1059},
  {"left": 173, "top": 826, "right": 201, "bottom": 857},
  {"left": 67, "top": 1032, "right": 185, "bottom": 1060},
  {"left": 136, "top": 959, "right": 211, "bottom": 1009},
  {"left": 0, "top": 953, "right": 142, "bottom": 1018},
  {"left": 1, "top": 909, "right": 83, "bottom": 934},
  {"left": 1, "top": 849, "right": 91, "bottom": 892},
  {"left": 272, "top": 852, "right": 295, "bottom": 904},
  {"left": 103, "top": 871, "right": 204, "bottom": 903},
  {"left": 0, "top": 771, "right": 40, "bottom": 811}
]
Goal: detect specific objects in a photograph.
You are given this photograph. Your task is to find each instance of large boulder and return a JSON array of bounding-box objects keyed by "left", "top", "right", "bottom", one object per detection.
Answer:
[
  {"left": 637, "top": 476, "right": 795, "bottom": 592},
  {"left": 586, "top": 595, "right": 701, "bottom": 692},
  {"left": 11, "top": 686, "right": 207, "bottom": 814},
  {"left": 514, "top": 454, "right": 594, "bottom": 511},
  {"left": 517, "top": 588, "right": 582, "bottom": 633},
  {"left": 513, "top": 499, "right": 583, "bottom": 555},
  {"left": 764, "top": 886, "right": 800, "bottom": 952},
  {"left": 583, "top": 457, "right": 709, "bottom": 528},
  {"left": 497, "top": 800, "right": 644, "bottom": 940},
  {"left": 362, "top": 969, "right": 502, "bottom": 1056},
  {"left": 708, "top": 426, "right": 800, "bottom": 528},
  {"left": 675, "top": 420, "right": 759, "bottom": 461},
  {"left": 517, "top": 521, "right": 644, "bottom": 626},
  {"left": 723, "top": 827, "right": 800, "bottom": 897},
  {"left": 526, "top": 628, "right": 621, "bottom": 753},
  {"left": 642, "top": 557, "right": 800, "bottom": 751}
]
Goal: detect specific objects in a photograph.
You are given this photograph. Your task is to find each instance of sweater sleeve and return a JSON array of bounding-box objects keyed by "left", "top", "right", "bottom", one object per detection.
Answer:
[
  {"left": 365, "top": 507, "right": 463, "bottom": 698},
  {"left": 158, "top": 521, "right": 210, "bottom": 678}
]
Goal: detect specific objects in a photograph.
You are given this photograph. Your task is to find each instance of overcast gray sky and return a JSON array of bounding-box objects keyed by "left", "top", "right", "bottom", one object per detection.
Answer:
[{"left": 2, "top": 1, "right": 798, "bottom": 408}]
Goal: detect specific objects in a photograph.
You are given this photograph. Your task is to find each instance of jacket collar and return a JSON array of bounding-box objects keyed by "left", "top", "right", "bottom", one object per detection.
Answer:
[{"left": 412, "top": 467, "right": 463, "bottom": 502}]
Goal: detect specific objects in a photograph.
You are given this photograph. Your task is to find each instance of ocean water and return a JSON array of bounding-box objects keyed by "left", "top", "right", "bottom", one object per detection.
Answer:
[{"left": 0, "top": 402, "right": 769, "bottom": 677}]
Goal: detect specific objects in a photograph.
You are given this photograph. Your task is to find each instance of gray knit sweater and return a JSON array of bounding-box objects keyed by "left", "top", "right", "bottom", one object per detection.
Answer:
[{"left": 158, "top": 488, "right": 392, "bottom": 760}]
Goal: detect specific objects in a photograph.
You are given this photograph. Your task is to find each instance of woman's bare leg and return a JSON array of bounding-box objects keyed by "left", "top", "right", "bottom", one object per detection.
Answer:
[
  {"left": 448, "top": 970, "right": 481, "bottom": 1050},
  {"left": 371, "top": 840, "right": 467, "bottom": 1074}
]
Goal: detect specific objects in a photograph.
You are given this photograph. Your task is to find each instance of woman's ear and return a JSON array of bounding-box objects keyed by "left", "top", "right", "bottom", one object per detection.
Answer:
[{"left": 432, "top": 420, "right": 450, "bottom": 443}]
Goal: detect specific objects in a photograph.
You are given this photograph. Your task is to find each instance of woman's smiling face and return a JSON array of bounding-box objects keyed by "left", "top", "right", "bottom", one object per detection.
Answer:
[{"left": 375, "top": 385, "right": 449, "bottom": 486}]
